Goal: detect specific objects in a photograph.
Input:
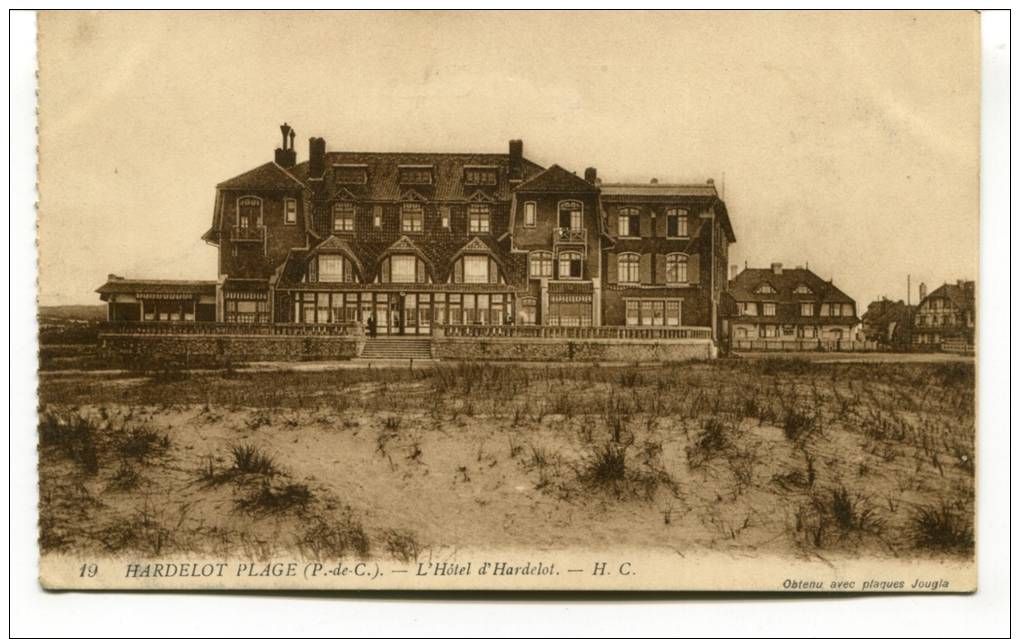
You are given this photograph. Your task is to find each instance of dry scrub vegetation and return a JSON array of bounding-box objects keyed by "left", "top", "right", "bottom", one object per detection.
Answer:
[{"left": 38, "top": 358, "right": 974, "bottom": 561}]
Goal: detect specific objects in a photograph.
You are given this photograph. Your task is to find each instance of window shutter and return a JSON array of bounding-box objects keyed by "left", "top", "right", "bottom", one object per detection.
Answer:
[
  {"left": 489, "top": 258, "right": 499, "bottom": 284},
  {"left": 607, "top": 253, "right": 618, "bottom": 284},
  {"left": 655, "top": 253, "right": 666, "bottom": 284},
  {"left": 454, "top": 259, "right": 463, "bottom": 284},
  {"left": 381, "top": 258, "right": 390, "bottom": 283},
  {"left": 639, "top": 212, "right": 651, "bottom": 237},
  {"left": 687, "top": 253, "right": 700, "bottom": 284},
  {"left": 655, "top": 210, "right": 667, "bottom": 238},
  {"left": 608, "top": 208, "right": 619, "bottom": 238},
  {"left": 640, "top": 253, "right": 652, "bottom": 284}
]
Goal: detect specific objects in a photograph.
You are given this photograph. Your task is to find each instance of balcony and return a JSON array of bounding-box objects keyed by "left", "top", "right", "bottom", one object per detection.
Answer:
[
  {"left": 553, "top": 227, "right": 587, "bottom": 244},
  {"left": 231, "top": 226, "right": 266, "bottom": 242}
]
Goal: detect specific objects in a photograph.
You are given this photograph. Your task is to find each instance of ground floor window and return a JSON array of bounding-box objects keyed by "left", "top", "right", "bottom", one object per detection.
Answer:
[
  {"left": 624, "top": 298, "right": 681, "bottom": 326},
  {"left": 289, "top": 290, "right": 513, "bottom": 334},
  {"left": 225, "top": 297, "right": 269, "bottom": 323},
  {"left": 797, "top": 325, "right": 818, "bottom": 338},
  {"left": 141, "top": 299, "right": 195, "bottom": 322},
  {"left": 519, "top": 297, "right": 537, "bottom": 325},
  {"left": 548, "top": 294, "right": 592, "bottom": 327},
  {"left": 758, "top": 325, "right": 779, "bottom": 338}
]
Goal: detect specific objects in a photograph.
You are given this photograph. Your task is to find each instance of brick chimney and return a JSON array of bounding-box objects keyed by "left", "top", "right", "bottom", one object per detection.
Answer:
[
  {"left": 919, "top": 282, "right": 927, "bottom": 301},
  {"left": 308, "top": 137, "right": 326, "bottom": 180},
  {"left": 508, "top": 139, "right": 523, "bottom": 182},
  {"left": 771, "top": 262, "right": 783, "bottom": 275},
  {"left": 274, "top": 123, "right": 296, "bottom": 168},
  {"left": 584, "top": 167, "right": 597, "bottom": 184}
]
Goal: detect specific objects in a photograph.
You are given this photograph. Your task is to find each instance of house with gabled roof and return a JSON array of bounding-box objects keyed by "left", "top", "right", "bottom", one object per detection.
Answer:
[
  {"left": 721, "top": 263, "right": 860, "bottom": 350},
  {"left": 912, "top": 280, "right": 975, "bottom": 351},
  {"left": 98, "top": 123, "right": 736, "bottom": 343}
]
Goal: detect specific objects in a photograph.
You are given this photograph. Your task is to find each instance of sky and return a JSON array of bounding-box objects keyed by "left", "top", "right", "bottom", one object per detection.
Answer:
[{"left": 36, "top": 10, "right": 980, "bottom": 307}]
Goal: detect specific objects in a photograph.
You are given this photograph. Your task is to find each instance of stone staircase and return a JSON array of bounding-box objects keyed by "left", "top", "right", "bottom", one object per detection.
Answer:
[{"left": 359, "top": 337, "right": 433, "bottom": 360}]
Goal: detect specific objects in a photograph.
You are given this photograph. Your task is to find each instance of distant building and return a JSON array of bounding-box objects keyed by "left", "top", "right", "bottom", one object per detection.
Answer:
[
  {"left": 721, "top": 263, "right": 860, "bottom": 350},
  {"left": 861, "top": 298, "right": 914, "bottom": 350},
  {"left": 912, "top": 280, "right": 975, "bottom": 351}
]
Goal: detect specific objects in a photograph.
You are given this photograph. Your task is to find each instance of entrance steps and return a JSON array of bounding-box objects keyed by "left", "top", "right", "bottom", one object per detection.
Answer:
[{"left": 359, "top": 338, "right": 433, "bottom": 360}]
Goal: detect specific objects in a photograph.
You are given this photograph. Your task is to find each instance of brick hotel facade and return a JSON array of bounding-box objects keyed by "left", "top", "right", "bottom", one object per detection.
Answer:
[{"left": 98, "top": 124, "right": 736, "bottom": 341}]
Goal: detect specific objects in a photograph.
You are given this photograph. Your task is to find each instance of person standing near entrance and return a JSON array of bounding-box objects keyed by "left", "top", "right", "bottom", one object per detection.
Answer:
[{"left": 366, "top": 313, "right": 377, "bottom": 338}]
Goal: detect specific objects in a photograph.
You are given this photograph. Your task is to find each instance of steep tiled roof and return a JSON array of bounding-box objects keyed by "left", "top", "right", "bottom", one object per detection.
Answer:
[
  {"left": 925, "top": 282, "right": 975, "bottom": 313},
  {"left": 284, "top": 152, "right": 545, "bottom": 201},
  {"left": 728, "top": 267, "right": 855, "bottom": 305},
  {"left": 216, "top": 162, "right": 307, "bottom": 190},
  {"left": 515, "top": 164, "right": 598, "bottom": 193}
]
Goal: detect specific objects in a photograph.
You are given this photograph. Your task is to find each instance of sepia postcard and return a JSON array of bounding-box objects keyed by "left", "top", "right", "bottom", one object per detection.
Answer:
[{"left": 36, "top": 10, "right": 979, "bottom": 592}]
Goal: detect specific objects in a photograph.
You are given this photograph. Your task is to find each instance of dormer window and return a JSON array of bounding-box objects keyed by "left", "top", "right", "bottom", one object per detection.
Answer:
[
  {"left": 399, "top": 165, "right": 433, "bottom": 185},
  {"left": 309, "top": 254, "right": 356, "bottom": 283},
  {"left": 332, "top": 202, "right": 355, "bottom": 232},
  {"left": 755, "top": 283, "right": 777, "bottom": 295},
  {"left": 401, "top": 203, "right": 424, "bottom": 232},
  {"left": 464, "top": 166, "right": 497, "bottom": 187},
  {"left": 468, "top": 203, "right": 491, "bottom": 234},
  {"left": 794, "top": 284, "right": 813, "bottom": 295},
  {"left": 334, "top": 164, "right": 368, "bottom": 185},
  {"left": 380, "top": 254, "right": 428, "bottom": 284}
]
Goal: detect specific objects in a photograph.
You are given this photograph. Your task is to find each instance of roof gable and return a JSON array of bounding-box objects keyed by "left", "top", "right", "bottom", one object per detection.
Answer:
[
  {"left": 514, "top": 164, "right": 598, "bottom": 193},
  {"left": 217, "top": 162, "right": 307, "bottom": 190},
  {"left": 729, "top": 268, "right": 855, "bottom": 305}
]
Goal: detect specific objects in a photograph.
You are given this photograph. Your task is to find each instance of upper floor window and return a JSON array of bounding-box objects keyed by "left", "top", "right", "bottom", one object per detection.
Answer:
[
  {"left": 468, "top": 203, "right": 491, "bottom": 234},
  {"left": 401, "top": 203, "right": 423, "bottom": 232},
  {"left": 238, "top": 196, "right": 262, "bottom": 228},
  {"left": 666, "top": 253, "right": 688, "bottom": 284},
  {"left": 558, "top": 200, "right": 583, "bottom": 231},
  {"left": 558, "top": 251, "right": 583, "bottom": 279},
  {"left": 380, "top": 254, "right": 428, "bottom": 284},
  {"left": 373, "top": 205, "right": 382, "bottom": 228},
  {"left": 762, "top": 303, "right": 777, "bottom": 316},
  {"left": 666, "top": 208, "right": 688, "bottom": 237},
  {"left": 399, "top": 166, "right": 433, "bottom": 185},
  {"left": 452, "top": 255, "right": 501, "bottom": 284},
  {"left": 316, "top": 254, "right": 353, "bottom": 283},
  {"left": 842, "top": 303, "right": 854, "bottom": 316},
  {"left": 755, "top": 283, "right": 777, "bottom": 294},
  {"left": 284, "top": 198, "right": 297, "bottom": 225},
  {"left": 529, "top": 251, "right": 553, "bottom": 278},
  {"left": 794, "top": 284, "right": 813, "bottom": 295},
  {"left": 739, "top": 302, "right": 757, "bottom": 316},
  {"left": 334, "top": 165, "right": 368, "bottom": 184},
  {"left": 332, "top": 202, "right": 355, "bottom": 232},
  {"left": 800, "top": 303, "right": 814, "bottom": 316},
  {"left": 618, "top": 208, "right": 640, "bottom": 237},
  {"left": 464, "top": 167, "right": 497, "bottom": 186},
  {"left": 523, "top": 201, "right": 536, "bottom": 227},
  {"left": 618, "top": 253, "right": 640, "bottom": 283}
]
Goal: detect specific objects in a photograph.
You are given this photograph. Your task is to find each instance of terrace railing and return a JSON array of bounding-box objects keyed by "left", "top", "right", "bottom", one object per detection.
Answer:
[
  {"left": 732, "top": 339, "right": 877, "bottom": 352},
  {"left": 437, "top": 324, "right": 713, "bottom": 341},
  {"left": 99, "top": 321, "right": 362, "bottom": 337}
]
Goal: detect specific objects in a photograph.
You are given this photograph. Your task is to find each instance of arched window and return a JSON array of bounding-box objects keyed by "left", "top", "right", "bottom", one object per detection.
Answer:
[
  {"left": 618, "top": 208, "right": 640, "bottom": 237},
  {"left": 380, "top": 254, "right": 428, "bottom": 283},
  {"left": 237, "top": 196, "right": 262, "bottom": 228},
  {"left": 558, "top": 251, "right": 583, "bottom": 279},
  {"left": 618, "top": 253, "right": 640, "bottom": 283},
  {"left": 529, "top": 251, "right": 553, "bottom": 278},
  {"left": 558, "top": 200, "right": 583, "bottom": 230},
  {"left": 332, "top": 202, "right": 355, "bottom": 232},
  {"left": 452, "top": 255, "right": 501, "bottom": 284},
  {"left": 468, "top": 203, "right": 491, "bottom": 233},
  {"left": 401, "top": 203, "right": 424, "bottom": 232},
  {"left": 666, "top": 253, "right": 688, "bottom": 283},
  {"left": 666, "top": 208, "right": 688, "bottom": 237}
]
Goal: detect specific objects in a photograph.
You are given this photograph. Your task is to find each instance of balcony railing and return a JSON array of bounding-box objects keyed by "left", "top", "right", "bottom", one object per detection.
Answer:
[
  {"left": 99, "top": 321, "right": 362, "bottom": 337},
  {"left": 437, "top": 324, "right": 712, "bottom": 341},
  {"left": 553, "top": 227, "right": 587, "bottom": 244},
  {"left": 230, "top": 226, "right": 266, "bottom": 242}
]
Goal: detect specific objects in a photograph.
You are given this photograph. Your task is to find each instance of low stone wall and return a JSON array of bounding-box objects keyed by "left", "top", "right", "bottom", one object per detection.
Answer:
[
  {"left": 432, "top": 337, "right": 715, "bottom": 362},
  {"left": 100, "top": 333, "right": 362, "bottom": 363}
]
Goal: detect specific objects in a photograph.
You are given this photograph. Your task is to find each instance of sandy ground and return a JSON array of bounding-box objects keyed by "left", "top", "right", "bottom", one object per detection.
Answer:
[{"left": 37, "top": 360, "right": 975, "bottom": 562}]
